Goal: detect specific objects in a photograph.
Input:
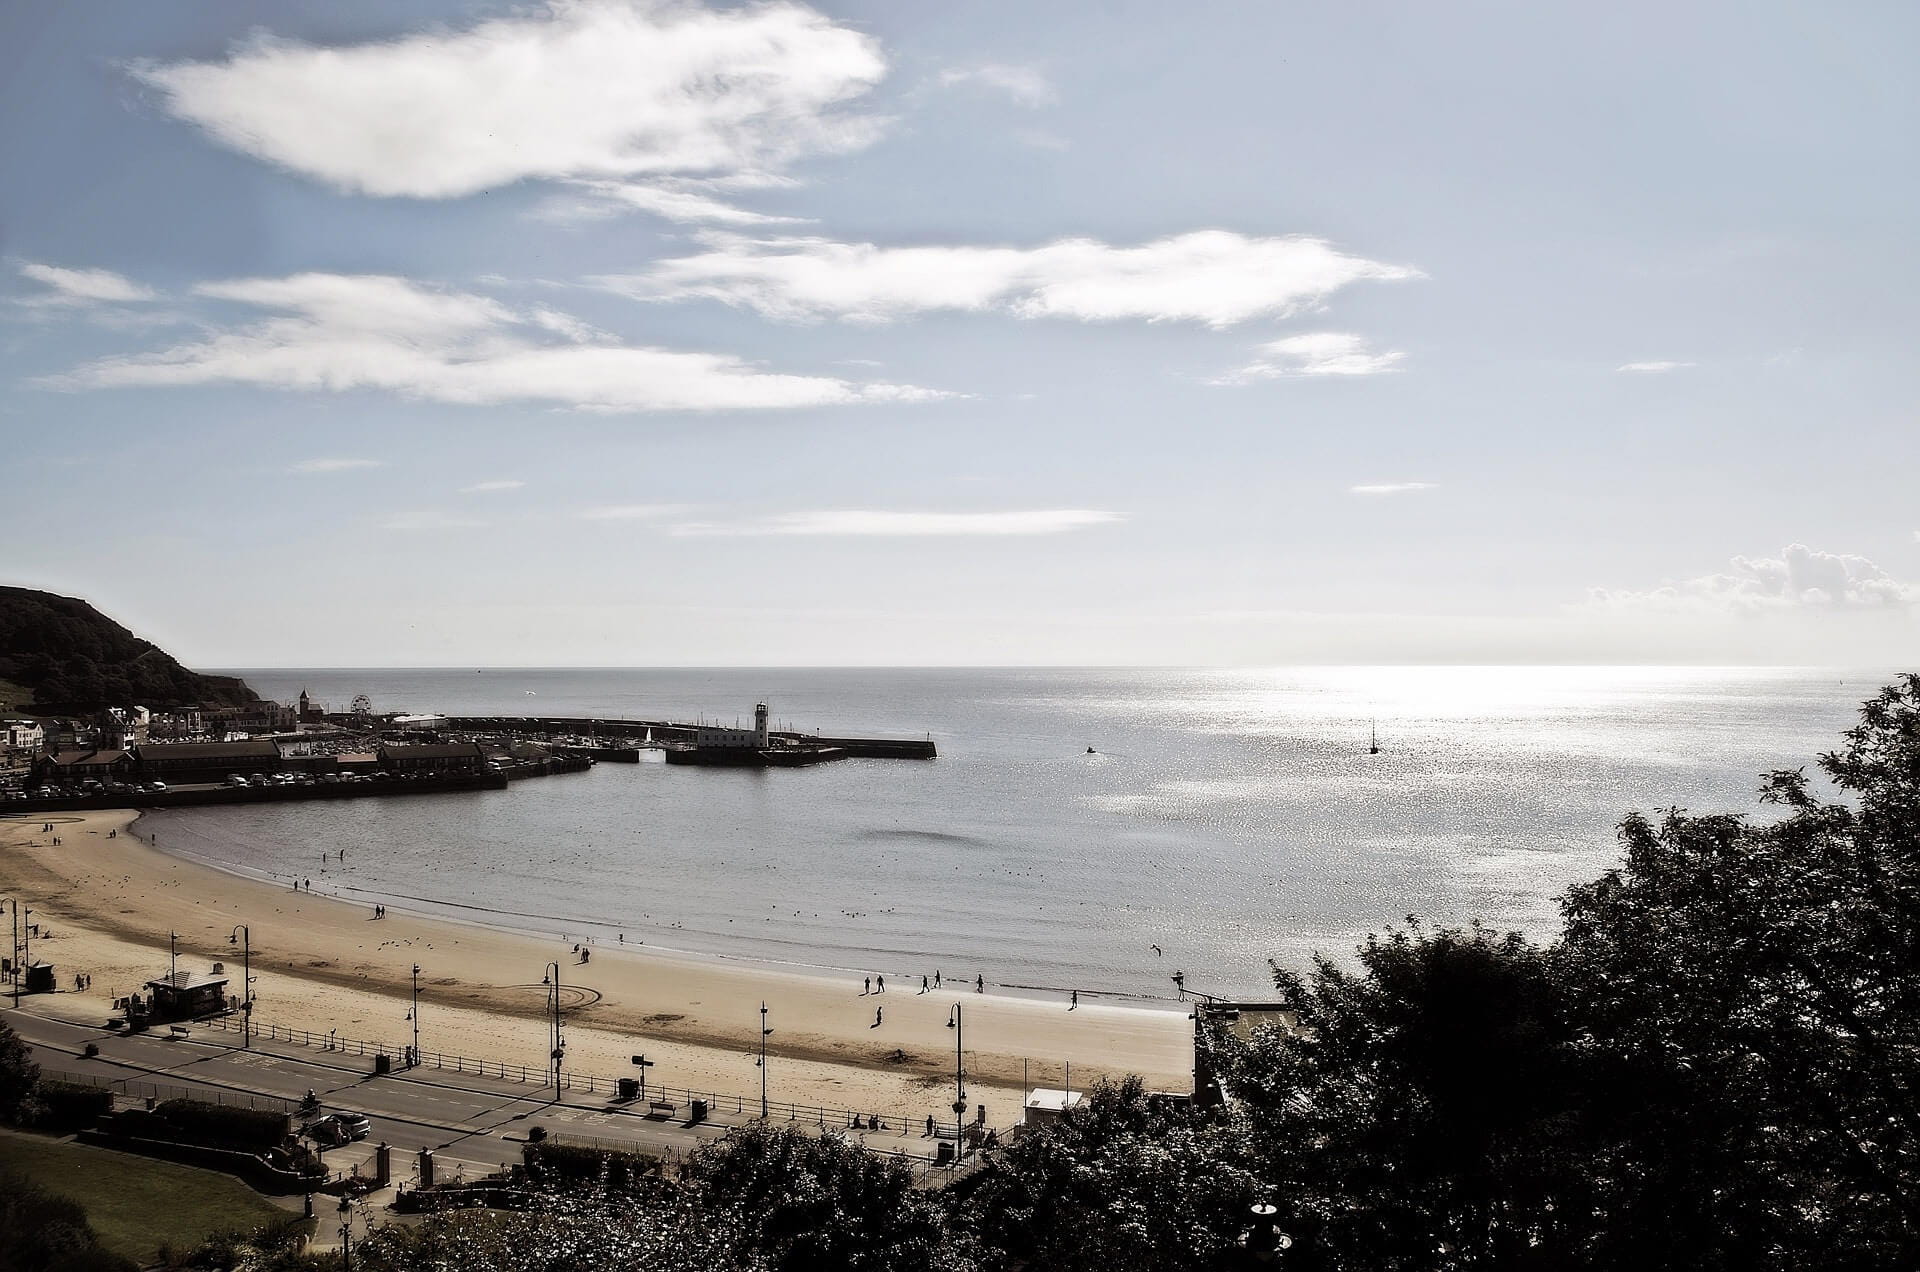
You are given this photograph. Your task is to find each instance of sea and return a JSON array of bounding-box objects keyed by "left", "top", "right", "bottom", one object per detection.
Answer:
[{"left": 142, "top": 666, "right": 1888, "bottom": 1001}]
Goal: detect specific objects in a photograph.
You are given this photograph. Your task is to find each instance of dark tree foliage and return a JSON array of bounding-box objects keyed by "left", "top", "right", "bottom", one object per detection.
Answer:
[
  {"left": 0, "top": 585, "right": 257, "bottom": 711},
  {"left": 1558, "top": 673, "right": 1920, "bottom": 1269},
  {"left": 1219, "top": 924, "right": 1639, "bottom": 1271},
  {"left": 0, "top": 1019, "right": 42, "bottom": 1125},
  {"left": 679, "top": 1121, "right": 954, "bottom": 1272},
  {"left": 0, "top": 1171, "right": 137, "bottom": 1272},
  {"left": 956, "top": 1075, "right": 1258, "bottom": 1272}
]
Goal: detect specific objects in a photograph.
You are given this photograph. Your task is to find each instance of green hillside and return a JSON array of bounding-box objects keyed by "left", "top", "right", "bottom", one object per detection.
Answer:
[{"left": 0, "top": 586, "right": 258, "bottom": 713}]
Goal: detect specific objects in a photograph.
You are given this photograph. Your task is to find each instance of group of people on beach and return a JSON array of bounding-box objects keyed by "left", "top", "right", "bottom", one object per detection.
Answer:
[{"left": 863, "top": 970, "right": 989, "bottom": 997}]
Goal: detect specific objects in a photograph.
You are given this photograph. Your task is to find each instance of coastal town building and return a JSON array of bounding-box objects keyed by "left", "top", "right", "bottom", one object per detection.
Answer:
[
  {"left": 38, "top": 748, "right": 135, "bottom": 783},
  {"left": 2, "top": 719, "right": 44, "bottom": 752},
  {"left": 136, "top": 739, "right": 284, "bottom": 785},
  {"left": 377, "top": 741, "right": 488, "bottom": 774},
  {"left": 139, "top": 968, "right": 231, "bottom": 1022}
]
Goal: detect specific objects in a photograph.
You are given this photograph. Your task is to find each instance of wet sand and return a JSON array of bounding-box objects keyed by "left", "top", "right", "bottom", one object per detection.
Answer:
[{"left": 0, "top": 810, "right": 1190, "bottom": 1125}]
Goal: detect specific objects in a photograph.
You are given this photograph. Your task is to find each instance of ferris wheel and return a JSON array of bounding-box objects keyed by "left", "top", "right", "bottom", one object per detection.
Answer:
[{"left": 350, "top": 694, "right": 373, "bottom": 716}]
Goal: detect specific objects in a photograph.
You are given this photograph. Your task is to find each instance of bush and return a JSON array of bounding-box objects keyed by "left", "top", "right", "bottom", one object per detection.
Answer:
[
  {"left": 146, "top": 1099, "right": 290, "bottom": 1152},
  {"left": 27, "top": 1079, "right": 114, "bottom": 1132},
  {"left": 522, "top": 1140, "right": 658, "bottom": 1191},
  {"left": 0, "top": 1170, "right": 137, "bottom": 1272}
]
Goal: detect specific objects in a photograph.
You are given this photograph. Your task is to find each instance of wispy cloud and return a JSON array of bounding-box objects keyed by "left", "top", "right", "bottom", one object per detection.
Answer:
[
  {"left": 935, "top": 63, "right": 1055, "bottom": 108},
  {"left": 382, "top": 510, "right": 487, "bottom": 531},
  {"left": 40, "top": 272, "right": 948, "bottom": 413},
  {"left": 1213, "top": 332, "right": 1405, "bottom": 383},
  {"left": 460, "top": 479, "right": 525, "bottom": 494},
  {"left": 128, "top": 1, "right": 887, "bottom": 202},
  {"left": 597, "top": 231, "right": 1421, "bottom": 328},
  {"left": 579, "top": 504, "right": 693, "bottom": 520},
  {"left": 537, "top": 179, "right": 810, "bottom": 227},
  {"left": 291, "top": 457, "right": 384, "bottom": 474},
  {"left": 672, "top": 509, "right": 1126, "bottom": 537},
  {"left": 1617, "top": 360, "right": 1696, "bottom": 373},
  {"left": 17, "top": 263, "right": 157, "bottom": 306},
  {"left": 1348, "top": 482, "right": 1436, "bottom": 495},
  {"left": 1590, "top": 544, "right": 1917, "bottom": 612}
]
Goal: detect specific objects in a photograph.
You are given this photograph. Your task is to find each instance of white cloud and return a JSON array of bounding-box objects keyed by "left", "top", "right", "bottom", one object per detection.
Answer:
[
  {"left": 579, "top": 504, "right": 693, "bottom": 520},
  {"left": 936, "top": 63, "right": 1055, "bottom": 108},
  {"left": 598, "top": 230, "right": 1420, "bottom": 328},
  {"left": 672, "top": 509, "right": 1126, "bottom": 537},
  {"left": 1348, "top": 482, "right": 1436, "bottom": 495},
  {"left": 128, "top": 0, "right": 886, "bottom": 200},
  {"left": 41, "top": 272, "right": 946, "bottom": 413},
  {"left": 383, "top": 510, "right": 487, "bottom": 531},
  {"left": 291, "top": 457, "right": 384, "bottom": 474},
  {"left": 460, "top": 480, "right": 526, "bottom": 494},
  {"left": 538, "top": 179, "right": 809, "bottom": 226},
  {"left": 1590, "top": 544, "right": 1918, "bottom": 612},
  {"left": 1617, "top": 360, "right": 1696, "bottom": 373},
  {"left": 1214, "top": 332, "right": 1406, "bottom": 383},
  {"left": 17, "top": 263, "right": 157, "bottom": 306}
]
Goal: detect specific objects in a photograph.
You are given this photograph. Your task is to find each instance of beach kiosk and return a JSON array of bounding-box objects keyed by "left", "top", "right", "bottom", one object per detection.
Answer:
[
  {"left": 1022, "top": 1087, "right": 1085, "bottom": 1129},
  {"left": 141, "top": 969, "right": 230, "bottom": 1022}
]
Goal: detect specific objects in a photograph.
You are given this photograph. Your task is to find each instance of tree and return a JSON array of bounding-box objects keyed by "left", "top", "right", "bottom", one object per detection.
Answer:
[
  {"left": 1215, "top": 923, "right": 1639, "bottom": 1271},
  {"left": 0, "top": 1020, "right": 41, "bottom": 1124},
  {"left": 1558, "top": 674, "right": 1920, "bottom": 1269},
  {"left": 679, "top": 1122, "right": 956, "bottom": 1272},
  {"left": 956, "top": 1075, "right": 1258, "bottom": 1272}
]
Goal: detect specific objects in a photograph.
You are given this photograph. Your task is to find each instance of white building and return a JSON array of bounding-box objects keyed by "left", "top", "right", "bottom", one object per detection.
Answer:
[
  {"left": 3, "top": 719, "right": 45, "bottom": 752},
  {"left": 694, "top": 703, "right": 770, "bottom": 750}
]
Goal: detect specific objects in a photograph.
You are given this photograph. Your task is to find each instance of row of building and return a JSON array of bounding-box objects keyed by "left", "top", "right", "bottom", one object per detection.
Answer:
[{"left": 33, "top": 739, "right": 493, "bottom": 789}]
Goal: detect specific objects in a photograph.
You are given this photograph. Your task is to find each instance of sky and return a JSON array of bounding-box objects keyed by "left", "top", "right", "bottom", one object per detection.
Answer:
[{"left": 2, "top": 0, "right": 1917, "bottom": 667}]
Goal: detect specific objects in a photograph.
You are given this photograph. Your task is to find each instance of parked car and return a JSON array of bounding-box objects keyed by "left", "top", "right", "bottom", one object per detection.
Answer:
[{"left": 307, "top": 1112, "right": 372, "bottom": 1144}]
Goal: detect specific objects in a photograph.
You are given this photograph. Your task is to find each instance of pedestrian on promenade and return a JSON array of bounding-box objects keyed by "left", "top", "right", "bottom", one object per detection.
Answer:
[{"left": 925, "top": 1114, "right": 935, "bottom": 1137}]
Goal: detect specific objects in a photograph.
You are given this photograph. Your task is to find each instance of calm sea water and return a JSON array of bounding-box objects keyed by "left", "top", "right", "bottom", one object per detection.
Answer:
[{"left": 145, "top": 667, "right": 1886, "bottom": 999}]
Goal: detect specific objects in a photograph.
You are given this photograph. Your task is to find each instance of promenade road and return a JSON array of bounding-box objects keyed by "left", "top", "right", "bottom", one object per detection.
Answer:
[{"left": 2, "top": 1005, "right": 739, "bottom": 1187}]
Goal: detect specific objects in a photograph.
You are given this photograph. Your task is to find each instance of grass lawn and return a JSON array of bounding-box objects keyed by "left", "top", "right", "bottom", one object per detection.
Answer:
[{"left": 0, "top": 1128, "right": 292, "bottom": 1263}]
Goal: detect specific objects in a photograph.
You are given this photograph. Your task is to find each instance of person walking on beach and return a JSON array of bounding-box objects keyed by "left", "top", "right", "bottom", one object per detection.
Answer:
[
  {"left": 976, "top": 974, "right": 984, "bottom": 993},
  {"left": 876, "top": 974, "right": 885, "bottom": 993},
  {"left": 863, "top": 976, "right": 871, "bottom": 995},
  {"left": 873, "top": 1006, "right": 883, "bottom": 1027},
  {"left": 920, "top": 976, "right": 928, "bottom": 993},
  {"left": 934, "top": 970, "right": 941, "bottom": 988},
  {"left": 1070, "top": 990, "right": 1078, "bottom": 1010}
]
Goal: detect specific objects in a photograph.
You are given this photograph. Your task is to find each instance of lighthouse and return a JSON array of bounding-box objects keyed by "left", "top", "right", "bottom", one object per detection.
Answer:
[{"left": 754, "top": 702, "right": 770, "bottom": 748}]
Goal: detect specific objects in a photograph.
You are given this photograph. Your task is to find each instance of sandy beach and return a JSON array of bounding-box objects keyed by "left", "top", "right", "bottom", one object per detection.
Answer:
[{"left": 0, "top": 810, "right": 1190, "bottom": 1127}]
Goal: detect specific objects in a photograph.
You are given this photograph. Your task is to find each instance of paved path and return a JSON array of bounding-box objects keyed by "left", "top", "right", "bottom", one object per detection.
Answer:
[{"left": 4, "top": 1005, "right": 738, "bottom": 1187}]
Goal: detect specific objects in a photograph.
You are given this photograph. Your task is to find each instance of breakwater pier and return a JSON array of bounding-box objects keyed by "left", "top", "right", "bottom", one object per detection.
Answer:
[{"left": 443, "top": 714, "right": 938, "bottom": 761}]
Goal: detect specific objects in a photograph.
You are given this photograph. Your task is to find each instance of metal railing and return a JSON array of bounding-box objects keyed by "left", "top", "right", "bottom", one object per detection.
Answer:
[{"left": 194, "top": 1013, "right": 999, "bottom": 1142}]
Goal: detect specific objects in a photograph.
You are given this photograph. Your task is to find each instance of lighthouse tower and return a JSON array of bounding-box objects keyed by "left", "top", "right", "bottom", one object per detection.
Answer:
[{"left": 754, "top": 702, "right": 770, "bottom": 748}]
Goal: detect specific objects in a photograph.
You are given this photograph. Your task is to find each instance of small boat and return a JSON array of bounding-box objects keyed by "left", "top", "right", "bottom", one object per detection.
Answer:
[
  {"left": 1368, "top": 721, "right": 1380, "bottom": 755},
  {"left": 1086, "top": 746, "right": 1096, "bottom": 755}
]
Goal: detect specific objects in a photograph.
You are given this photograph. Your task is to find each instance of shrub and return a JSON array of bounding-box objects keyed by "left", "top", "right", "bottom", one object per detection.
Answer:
[
  {"left": 522, "top": 1140, "right": 658, "bottom": 1191},
  {"left": 147, "top": 1099, "right": 290, "bottom": 1152}
]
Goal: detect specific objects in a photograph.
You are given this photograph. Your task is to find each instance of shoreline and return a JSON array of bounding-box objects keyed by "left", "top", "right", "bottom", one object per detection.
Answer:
[
  {"left": 139, "top": 806, "right": 1172, "bottom": 1006},
  {"left": 0, "top": 810, "right": 1191, "bottom": 1122}
]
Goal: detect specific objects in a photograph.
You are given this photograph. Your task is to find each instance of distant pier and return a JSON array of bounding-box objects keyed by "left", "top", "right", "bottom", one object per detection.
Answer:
[{"left": 442, "top": 715, "right": 937, "bottom": 761}]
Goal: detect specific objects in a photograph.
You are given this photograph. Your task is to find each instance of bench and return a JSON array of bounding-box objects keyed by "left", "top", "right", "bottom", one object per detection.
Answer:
[
  {"left": 646, "top": 1100, "right": 677, "bottom": 1119},
  {"left": 168, "top": 1024, "right": 192, "bottom": 1040}
]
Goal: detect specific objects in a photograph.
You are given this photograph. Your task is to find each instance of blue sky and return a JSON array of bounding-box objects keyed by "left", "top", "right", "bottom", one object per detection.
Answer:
[{"left": 3, "top": 1, "right": 1916, "bottom": 666}]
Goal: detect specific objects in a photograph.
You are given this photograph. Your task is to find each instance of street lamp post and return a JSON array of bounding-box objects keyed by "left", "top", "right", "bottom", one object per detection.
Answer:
[
  {"left": 228, "top": 925, "right": 252, "bottom": 1049},
  {"left": 543, "top": 962, "right": 563, "bottom": 1101},
  {"left": 2, "top": 898, "right": 16, "bottom": 1007},
  {"left": 409, "top": 964, "right": 421, "bottom": 1067},
  {"left": 21, "top": 907, "right": 31, "bottom": 995},
  {"left": 946, "top": 1004, "right": 967, "bottom": 1147},
  {"left": 338, "top": 1196, "right": 355, "bottom": 1272},
  {"left": 758, "top": 1002, "right": 772, "bottom": 1119}
]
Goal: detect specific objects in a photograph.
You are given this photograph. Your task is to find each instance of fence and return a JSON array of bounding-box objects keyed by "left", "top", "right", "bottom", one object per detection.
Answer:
[
  {"left": 196, "top": 1013, "right": 998, "bottom": 1144},
  {"left": 43, "top": 1066, "right": 294, "bottom": 1115}
]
